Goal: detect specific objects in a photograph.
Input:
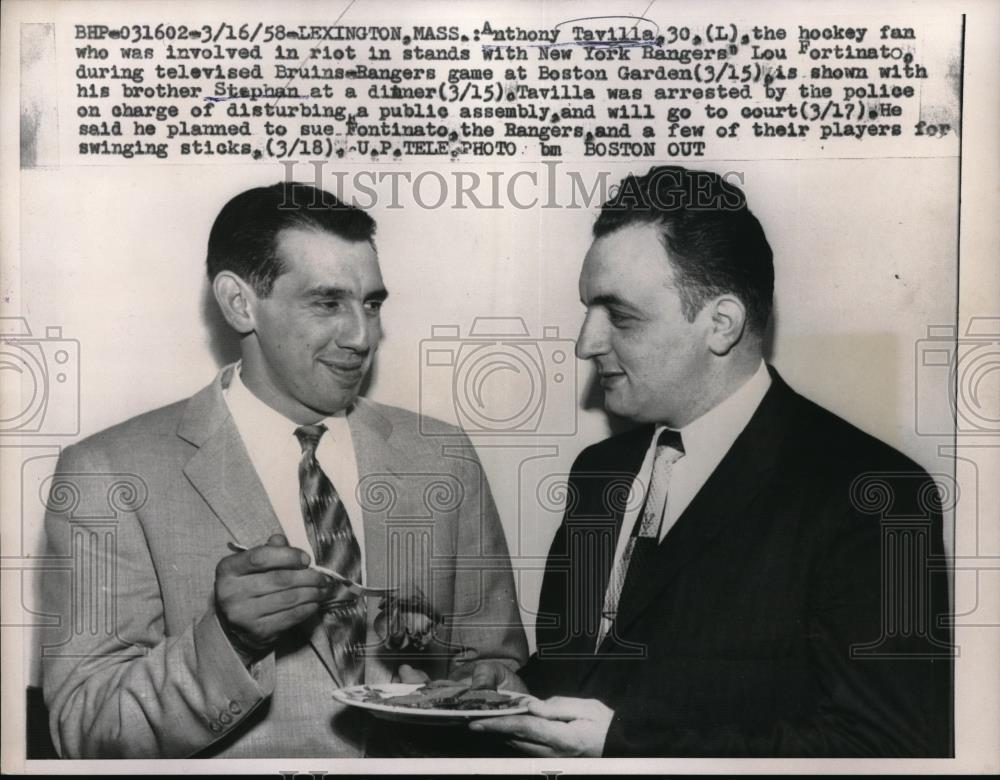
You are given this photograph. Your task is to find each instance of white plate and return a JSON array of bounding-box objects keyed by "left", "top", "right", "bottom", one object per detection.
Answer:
[{"left": 332, "top": 683, "right": 531, "bottom": 725}]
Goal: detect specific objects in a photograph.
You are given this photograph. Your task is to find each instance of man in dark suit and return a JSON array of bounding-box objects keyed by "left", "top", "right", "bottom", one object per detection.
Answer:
[{"left": 473, "top": 166, "right": 952, "bottom": 757}]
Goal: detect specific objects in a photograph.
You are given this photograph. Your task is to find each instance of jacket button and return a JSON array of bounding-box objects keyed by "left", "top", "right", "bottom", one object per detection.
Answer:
[
  {"left": 219, "top": 711, "right": 233, "bottom": 725},
  {"left": 209, "top": 722, "right": 222, "bottom": 733},
  {"left": 229, "top": 701, "right": 242, "bottom": 715}
]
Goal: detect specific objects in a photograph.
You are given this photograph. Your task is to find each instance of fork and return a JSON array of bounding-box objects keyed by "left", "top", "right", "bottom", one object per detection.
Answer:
[{"left": 226, "top": 542, "right": 397, "bottom": 598}]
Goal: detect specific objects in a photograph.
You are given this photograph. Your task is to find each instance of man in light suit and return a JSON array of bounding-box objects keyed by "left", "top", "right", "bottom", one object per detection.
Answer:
[
  {"left": 39, "top": 183, "right": 527, "bottom": 758},
  {"left": 474, "top": 167, "right": 952, "bottom": 756}
]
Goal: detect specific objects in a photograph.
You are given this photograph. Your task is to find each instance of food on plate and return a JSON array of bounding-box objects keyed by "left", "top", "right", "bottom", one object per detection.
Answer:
[
  {"left": 373, "top": 592, "right": 443, "bottom": 651},
  {"left": 351, "top": 682, "right": 524, "bottom": 711}
]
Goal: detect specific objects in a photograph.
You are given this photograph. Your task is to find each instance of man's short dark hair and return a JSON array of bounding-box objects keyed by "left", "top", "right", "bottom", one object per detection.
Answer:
[
  {"left": 206, "top": 182, "right": 377, "bottom": 296},
  {"left": 593, "top": 166, "right": 773, "bottom": 334}
]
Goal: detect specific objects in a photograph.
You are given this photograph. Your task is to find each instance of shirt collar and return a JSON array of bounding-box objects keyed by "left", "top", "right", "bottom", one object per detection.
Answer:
[
  {"left": 654, "top": 359, "right": 772, "bottom": 462},
  {"left": 225, "top": 363, "right": 348, "bottom": 458}
]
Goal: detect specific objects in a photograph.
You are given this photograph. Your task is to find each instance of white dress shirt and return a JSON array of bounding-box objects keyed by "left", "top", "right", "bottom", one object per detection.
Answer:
[
  {"left": 605, "top": 360, "right": 772, "bottom": 600},
  {"left": 224, "top": 365, "right": 366, "bottom": 580}
]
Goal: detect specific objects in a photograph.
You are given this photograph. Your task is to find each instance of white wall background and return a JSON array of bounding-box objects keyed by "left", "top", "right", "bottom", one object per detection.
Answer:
[{"left": 16, "top": 157, "right": 959, "bottom": 449}]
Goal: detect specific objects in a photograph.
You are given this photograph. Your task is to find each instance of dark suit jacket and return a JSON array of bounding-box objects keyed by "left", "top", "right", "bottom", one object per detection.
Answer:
[{"left": 520, "top": 368, "right": 952, "bottom": 757}]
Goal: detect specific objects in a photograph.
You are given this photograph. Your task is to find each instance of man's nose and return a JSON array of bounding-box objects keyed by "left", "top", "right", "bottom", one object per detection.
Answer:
[
  {"left": 575, "top": 310, "right": 607, "bottom": 361},
  {"left": 337, "top": 307, "right": 376, "bottom": 352}
]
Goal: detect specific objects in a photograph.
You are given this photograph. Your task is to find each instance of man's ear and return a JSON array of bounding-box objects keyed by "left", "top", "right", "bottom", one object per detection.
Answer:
[
  {"left": 212, "top": 272, "right": 257, "bottom": 335},
  {"left": 705, "top": 294, "right": 747, "bottom": 356}
]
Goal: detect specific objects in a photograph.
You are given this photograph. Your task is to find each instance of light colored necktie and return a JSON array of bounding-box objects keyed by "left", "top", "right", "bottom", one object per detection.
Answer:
[
  {"left": 295, "top": 424, "right": 367, "bottom": 684},
  {"left": 596, "top": 429, "right": 685, "bottom": 649}
]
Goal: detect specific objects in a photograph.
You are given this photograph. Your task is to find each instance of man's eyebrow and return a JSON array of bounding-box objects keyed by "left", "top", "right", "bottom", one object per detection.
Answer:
[
  {"left": 306, "top": 286, "right": 350, "bottom": 300},
  {"left": 588, "top": 293, "right": 632, "bottom": 308},
  {"left": 305, "top": 286, "right": 389, "bottom": 302}
]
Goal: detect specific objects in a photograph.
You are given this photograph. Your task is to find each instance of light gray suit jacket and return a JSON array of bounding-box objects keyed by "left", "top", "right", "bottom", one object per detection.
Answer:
[{"left": 40, "top": 366, "right": 527, "bottom": 758}]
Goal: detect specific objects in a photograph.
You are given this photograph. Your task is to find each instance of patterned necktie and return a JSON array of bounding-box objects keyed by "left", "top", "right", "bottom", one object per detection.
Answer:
[
  {"left": 596, "top": 429, "right": 685, "bottom": 649},
  {"left": 294, "top": 424, "right": 367, "bottom": 684}
]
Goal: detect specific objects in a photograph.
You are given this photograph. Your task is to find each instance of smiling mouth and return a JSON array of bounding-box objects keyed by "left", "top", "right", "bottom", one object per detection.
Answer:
[{"left": 320, "top": 360, "right": 366, "bottom": 376}]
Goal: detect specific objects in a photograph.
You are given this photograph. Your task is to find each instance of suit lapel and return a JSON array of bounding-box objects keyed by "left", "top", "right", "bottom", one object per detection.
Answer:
[
  {"left": 179, "top": 368, "right": 283, "bottom": 548},
  {"left": 178, "top": 367, "right": 344, "bottom": 686},
  {"left": 347, "top": 399, "right": 397, "bottom": 606},
  {"left": 602, "top": 371, "right": 794, "bottom": 645},
  {"left": 346, "top": 399, "right": 405, "bottom": 685},
  {"left": 566, "top": 425, "right": 652, "bottom": 657}
]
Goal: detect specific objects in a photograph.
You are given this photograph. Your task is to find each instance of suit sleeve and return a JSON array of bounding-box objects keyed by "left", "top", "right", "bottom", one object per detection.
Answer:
[
  {"left": 445, "top": 439, "right": 528, "bottom": 676},
  {"left": 40, "top": 442, "right": 276, "bottom": 759},
  {"left": 603, "top": 475, "right": 952, "bottom": 758}
]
